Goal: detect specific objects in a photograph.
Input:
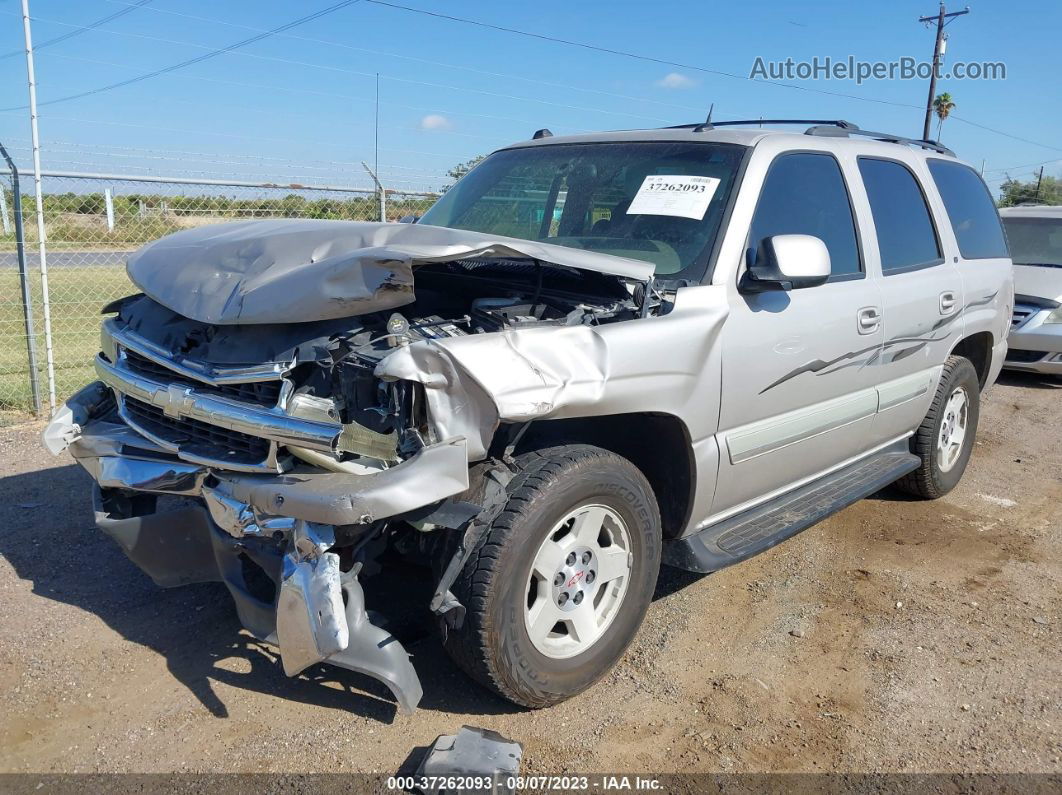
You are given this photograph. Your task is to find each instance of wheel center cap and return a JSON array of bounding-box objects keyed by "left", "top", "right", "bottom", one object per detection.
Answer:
[{"left": 552, "top": 545, "right": 596, "bottom": 612}]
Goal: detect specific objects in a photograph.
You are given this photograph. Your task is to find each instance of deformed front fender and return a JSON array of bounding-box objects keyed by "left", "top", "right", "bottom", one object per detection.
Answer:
[{"left": 375, "top": 284, "right": 732, "bottom": 462}]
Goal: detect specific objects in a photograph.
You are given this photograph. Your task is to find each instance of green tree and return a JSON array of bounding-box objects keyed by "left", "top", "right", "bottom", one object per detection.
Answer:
[
  {"left": 932, "top": 92, "right": 955, "bottom": 141},
  {"left": 998, "top": 174, "right": 1062, "bottom": 207}
]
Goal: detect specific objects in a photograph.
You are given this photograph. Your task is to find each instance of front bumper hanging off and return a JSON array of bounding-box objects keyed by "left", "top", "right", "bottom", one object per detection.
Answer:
[{"left": 46, "top": 382, "right": 473, "bottom": 715}]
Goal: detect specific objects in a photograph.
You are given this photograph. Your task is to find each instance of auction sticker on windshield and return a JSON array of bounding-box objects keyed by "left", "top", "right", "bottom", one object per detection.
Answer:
[{"left": 626, "top": 175, "right": 720, "bottom": 220}]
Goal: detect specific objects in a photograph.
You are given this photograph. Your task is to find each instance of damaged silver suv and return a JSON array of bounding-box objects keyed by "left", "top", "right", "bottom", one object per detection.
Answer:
[{"left": 44, "top": 120, "right": 1013, "bottom": 714}]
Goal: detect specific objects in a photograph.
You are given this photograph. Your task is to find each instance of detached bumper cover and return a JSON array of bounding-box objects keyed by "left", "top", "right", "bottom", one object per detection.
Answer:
[{"left": 92, "top": 490, "right": 421, "bottom": 713}]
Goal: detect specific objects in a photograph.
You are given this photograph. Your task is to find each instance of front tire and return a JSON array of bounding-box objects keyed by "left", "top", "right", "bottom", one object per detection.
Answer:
[
  {"left": 895, "top": 355, "right": 981, "bottom": 499},
  {"left": 443, "top": 444, "right": 661, "bottom": 708}
]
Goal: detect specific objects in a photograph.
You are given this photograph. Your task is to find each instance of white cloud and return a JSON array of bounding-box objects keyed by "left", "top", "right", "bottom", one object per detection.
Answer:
[
  {"left": 419, "top": 114, "right": 452, "bottom": 131},
  {"left": 656, "top": 72, "right": 697, "bottom": 90}
]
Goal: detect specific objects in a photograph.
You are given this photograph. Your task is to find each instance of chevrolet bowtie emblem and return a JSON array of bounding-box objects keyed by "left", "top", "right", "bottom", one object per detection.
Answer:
[{"left": 160, "top": 384, "right": 195, "bottom": 419}]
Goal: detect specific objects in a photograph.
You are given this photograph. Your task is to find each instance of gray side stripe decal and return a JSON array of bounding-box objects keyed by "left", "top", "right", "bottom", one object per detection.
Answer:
[{"left": 759, "top": 291, "right": 998, "bottom": 394}]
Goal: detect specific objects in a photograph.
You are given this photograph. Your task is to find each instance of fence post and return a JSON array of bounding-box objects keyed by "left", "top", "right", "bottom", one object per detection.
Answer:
[
  {"left": 22, "top": 0, "right": 56, "bottom": 411},
  {"left": 0, "top": 141, "right": 42, "bottom": 414},
  {"left": 104, "top": 186, "right": 115, "bottom": 231},
  {"left": 361, "top": 161, "right": 386, "bottom": 222},
  {"left": 0, "top": 183, "right": 10, "bottom": 236}
]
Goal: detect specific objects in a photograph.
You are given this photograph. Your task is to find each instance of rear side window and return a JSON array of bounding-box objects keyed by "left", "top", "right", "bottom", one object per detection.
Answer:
[
  {"left": 927, "top": 160, "right": 1009, "bottom": 259},
  {"left": 858, "top": 158, "right": 942, "bottom": 273},
  {"left": 748, "top": 152, "right": 861, "bottom": 277}
]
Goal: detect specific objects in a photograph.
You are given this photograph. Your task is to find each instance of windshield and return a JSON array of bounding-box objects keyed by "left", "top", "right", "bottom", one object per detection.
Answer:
[
  {"left": 419, "top": 141, "right": 747, "bottom": 277},
  {"left": 1002, "top": 216, "right": 1062, "bottom": 267}
]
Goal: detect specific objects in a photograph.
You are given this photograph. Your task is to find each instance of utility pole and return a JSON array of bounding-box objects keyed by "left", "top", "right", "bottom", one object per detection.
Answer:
[
  {"left": 1035, "top": 166, "right": 1044, "bottom": 200},
  {"left": 918, "top": 3, "right": 969, "bottom": 141}
]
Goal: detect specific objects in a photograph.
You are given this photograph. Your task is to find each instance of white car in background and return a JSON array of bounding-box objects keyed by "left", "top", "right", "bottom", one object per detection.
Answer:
[{"left": 999, "top": 205, "right": 1062, "bottom": 376}]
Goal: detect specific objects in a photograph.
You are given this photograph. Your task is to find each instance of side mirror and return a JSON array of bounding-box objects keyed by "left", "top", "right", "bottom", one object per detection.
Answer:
[
  {"left": 398, "top": 215, "right": 420, "bottom": 224},
  {"left": 741, "top": 234, "right": 831, "bottom": 292}
]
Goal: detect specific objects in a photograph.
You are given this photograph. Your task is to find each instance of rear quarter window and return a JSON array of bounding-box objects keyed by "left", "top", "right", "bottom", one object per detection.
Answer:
[{"left": 927, "top": 159, "right": 1009, "bottom": 260}]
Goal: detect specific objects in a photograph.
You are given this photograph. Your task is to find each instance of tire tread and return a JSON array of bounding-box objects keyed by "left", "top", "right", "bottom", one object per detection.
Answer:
[
  {"left": 895, "top": 355, "right": 979, "bottom": 499},
  {"left": 443, "top": 444, "right": 655, "bottom": 708}
]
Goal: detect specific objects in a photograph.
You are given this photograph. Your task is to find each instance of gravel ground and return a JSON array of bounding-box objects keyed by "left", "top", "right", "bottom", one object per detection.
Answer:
[{"left": 0, "top": 372, "right": 1059, "bottom": 776}]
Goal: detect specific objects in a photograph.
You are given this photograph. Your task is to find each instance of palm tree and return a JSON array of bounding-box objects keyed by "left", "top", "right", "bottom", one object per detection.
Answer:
[{"left": 932, "top": 93, "right": 956, "bottom": 141}]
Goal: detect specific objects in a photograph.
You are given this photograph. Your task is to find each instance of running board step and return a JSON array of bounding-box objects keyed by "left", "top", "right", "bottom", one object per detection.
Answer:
[{"left": 663, "top": 449, "right": 919, "bottom": 573}]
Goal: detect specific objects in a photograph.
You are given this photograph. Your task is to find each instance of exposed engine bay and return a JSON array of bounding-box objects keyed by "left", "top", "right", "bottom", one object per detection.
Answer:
[{"left": 103, "top": 257, "right": 645, "bottom": 475}]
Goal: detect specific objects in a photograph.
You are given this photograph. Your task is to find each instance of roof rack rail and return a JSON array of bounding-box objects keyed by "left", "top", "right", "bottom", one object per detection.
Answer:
[
  {"left": 666, "top": 118, "right": 955, "bottom": 156},
  {"left": 666, "top": 118, "right": 859, "bottom": 131},
  {"left": 804, "top": 124, "right": 955, "bottom": 156}
]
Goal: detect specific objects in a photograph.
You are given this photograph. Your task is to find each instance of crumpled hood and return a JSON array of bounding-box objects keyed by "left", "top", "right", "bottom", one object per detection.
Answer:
[
  {"left": 1013, "top": 264, "right": 1062, "bottom": 304},
  {"left": 126, "top": 219, "right": 654, "bottom": 325}
]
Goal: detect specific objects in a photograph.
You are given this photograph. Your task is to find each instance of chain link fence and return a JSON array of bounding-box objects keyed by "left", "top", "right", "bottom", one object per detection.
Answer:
[{"left": 0, "top": 170, "right": 438, "bottom": 424}]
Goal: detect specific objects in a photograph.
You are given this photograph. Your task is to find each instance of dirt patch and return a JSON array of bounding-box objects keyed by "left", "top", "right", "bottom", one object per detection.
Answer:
[{"left": 0, "top": 372, "right": 1059, "bottom": 774}]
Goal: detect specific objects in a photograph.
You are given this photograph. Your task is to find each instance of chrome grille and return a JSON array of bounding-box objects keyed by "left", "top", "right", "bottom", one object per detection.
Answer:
[
  {"left": 98, "top": 319, "right": 343, "bottom": 473},
  {"left": 123, "top": 396, "right": 273, "bottom": 466},
  {"left": 123, "top": 349, "right": 283, "bottom": 407}
]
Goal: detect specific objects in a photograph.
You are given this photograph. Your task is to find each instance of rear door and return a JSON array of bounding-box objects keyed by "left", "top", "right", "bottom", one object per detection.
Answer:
[
  {"left": 926, "top": 159, "right": 1012, "bottom": 380},
  {"left": 854, "top": 156, "right": 963, "bottom": 441},
  {"left": 712, "top": 150, "right": 884, "bottom": 516}
]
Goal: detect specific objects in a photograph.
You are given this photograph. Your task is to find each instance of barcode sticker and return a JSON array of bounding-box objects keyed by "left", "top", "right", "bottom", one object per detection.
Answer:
[{"left": 626, "top": 175, "right": 721, "bottom": 220}]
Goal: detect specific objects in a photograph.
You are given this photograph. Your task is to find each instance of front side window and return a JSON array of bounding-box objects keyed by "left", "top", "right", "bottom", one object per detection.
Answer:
[
  {"left": 1001, "top": 216, "right": 1062, "bottom": 268},
  {"left": 746, "top": 152, "right": 862, "bottom": 278},
  {"left": 419, "top": 141, "right": 747, "bottom": 277},
  {"left": 927, "top": 159, "right": 1009, "bottom": 260},
  {"left": 858, "top": 158, "right": 942, "bottom": 273}
]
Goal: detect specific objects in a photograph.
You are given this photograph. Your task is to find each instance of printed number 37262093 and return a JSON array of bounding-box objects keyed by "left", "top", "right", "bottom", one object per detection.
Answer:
[{"left": 627, "top": 175, "right": 721, "bottom": 220}]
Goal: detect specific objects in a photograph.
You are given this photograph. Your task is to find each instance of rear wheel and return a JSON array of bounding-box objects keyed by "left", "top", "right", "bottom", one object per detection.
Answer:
[
  {"left": 895, "top": 355, "right": 981, "bottom": 499},
  {"left": 442, "top": 444, "right": 661, "bottom": 708}
]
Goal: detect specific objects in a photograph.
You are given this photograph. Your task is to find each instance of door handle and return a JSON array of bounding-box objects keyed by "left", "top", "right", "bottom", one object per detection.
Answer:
[
  {"left": 939, "top": 291, "right": 958, "bottom": 315},
  {"left": 857, "top": 306, "right": 880, "bottom": 335}
]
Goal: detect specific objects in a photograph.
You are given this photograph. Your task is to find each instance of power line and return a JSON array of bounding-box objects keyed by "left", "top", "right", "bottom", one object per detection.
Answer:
[
  {"left": 364, "top": 0, "right": 922, "bottom": 110},
  {"left": 0, "top": 16, "right": 692, "bottom": 125},
  {"left": 99, "top": 0, "right": 749, "bottom": 117},
  {"left": 950, "top": 116, "right": 1062, "bottom": 154},
  {"left": 367, "top": 0, "right": 1062, "bottom": 154},
  {"left": 12, "top": 1, "right": 1060, "bottom": 162},
  {"left": 1, "top": 1, "right": 364, "bottom": 111},
  {"left": 42, "top": 51, "right": 596, "bottom": 133},
  {"left": 0, "top": 0, "right": 152, "bottom": 59},
  {"left": 983, "top": 157, "right": 1062, "bottom": 175}
]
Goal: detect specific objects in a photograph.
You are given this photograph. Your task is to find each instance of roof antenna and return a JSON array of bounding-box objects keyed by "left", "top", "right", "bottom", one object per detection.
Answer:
[{"left": 694, "top": 104, "right": 714, "bottom": 133}]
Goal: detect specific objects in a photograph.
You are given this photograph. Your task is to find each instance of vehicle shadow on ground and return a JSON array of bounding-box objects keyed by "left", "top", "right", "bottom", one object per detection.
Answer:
[
  {"left": 994, "top": 371, "right": 1062, "bottom": 390},
  {"left": 0, "top": 463, "right": 521, "bottom": 724},
  {"left": 0, "top": 462, "right": 710, "bottom": 724},
  {"left": 865, "top": 370, "right": 1060, "bottom": 504}
]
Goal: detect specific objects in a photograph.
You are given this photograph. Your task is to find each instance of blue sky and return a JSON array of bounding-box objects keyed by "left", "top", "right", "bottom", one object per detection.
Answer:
[{"left": 0, "top": 0, "right": 1059, "bottom": 194}]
